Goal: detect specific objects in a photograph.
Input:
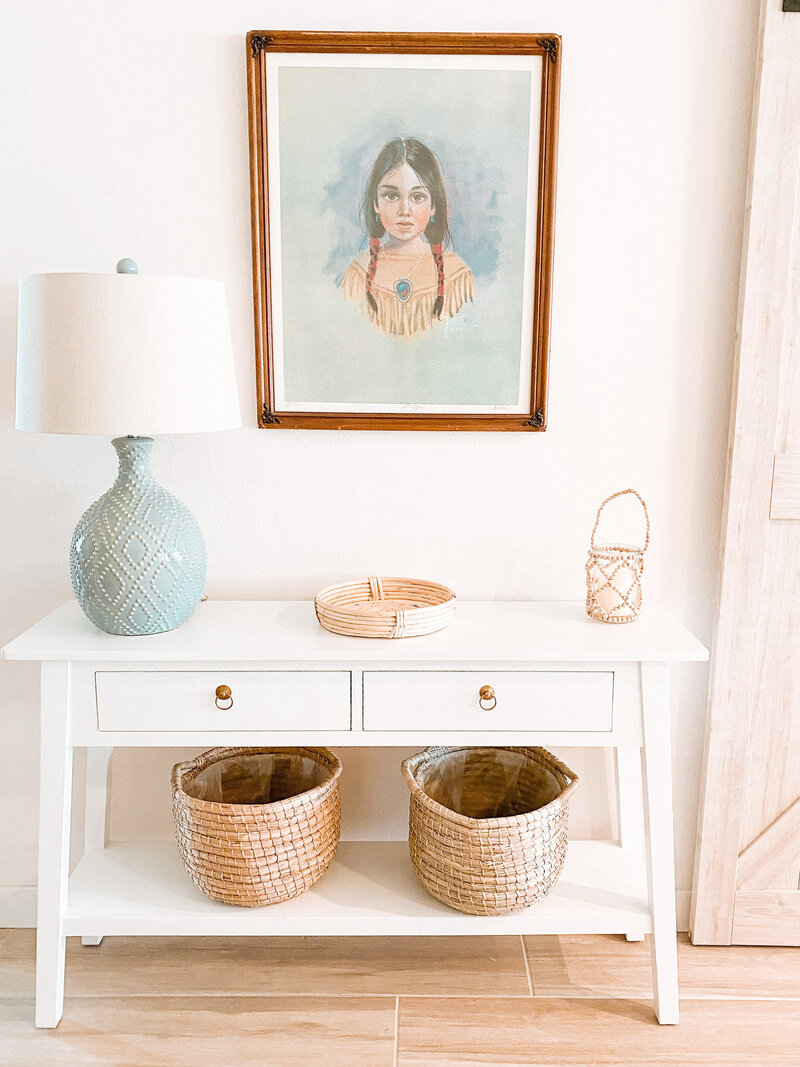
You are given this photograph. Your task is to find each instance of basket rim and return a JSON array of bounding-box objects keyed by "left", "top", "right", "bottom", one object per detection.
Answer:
[
  {"left": 172, "top": 746, "right": 342, "bottom": 813},
  {"left": 401, "top": 745, "right": 580, "bottom": 829},
  {"left": 315, "top": 576, "right": 456, "bottom": 613}
]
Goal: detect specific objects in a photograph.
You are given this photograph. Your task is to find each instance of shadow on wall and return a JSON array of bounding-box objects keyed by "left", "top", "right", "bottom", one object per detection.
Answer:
[
  {"left": 1, "top": 283, "right": 18, "bottom": 428},
  {"left": 106, "top": 746, "right": 615, "bottom": 843}
]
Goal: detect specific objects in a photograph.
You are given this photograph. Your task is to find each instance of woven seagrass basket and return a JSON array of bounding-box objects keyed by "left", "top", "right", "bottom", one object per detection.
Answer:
[
  {"left": 172, "top": 746, "right": 342, "bottom": 907},
  {"left": 315, "top": 576, "right": 456, "bottom": 638},
  {"left": 402, "top": 746, "right": 579, "bottom": 916}
]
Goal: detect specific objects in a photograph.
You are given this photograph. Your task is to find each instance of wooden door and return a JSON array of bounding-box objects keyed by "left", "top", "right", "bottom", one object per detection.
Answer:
[{"left": 690, "top": 0, "right": 800, "bottom": 946}]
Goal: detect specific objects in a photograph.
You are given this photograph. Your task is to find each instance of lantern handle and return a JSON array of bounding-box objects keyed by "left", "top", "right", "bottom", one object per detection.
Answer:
[{"left": 591, "top": 489, "right": 650, "bottom": 552}]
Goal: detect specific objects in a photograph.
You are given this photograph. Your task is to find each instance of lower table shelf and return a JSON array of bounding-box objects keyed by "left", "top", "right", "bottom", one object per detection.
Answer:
[{"left": 66, "top": 839, "right": 651, "bottom": 938}]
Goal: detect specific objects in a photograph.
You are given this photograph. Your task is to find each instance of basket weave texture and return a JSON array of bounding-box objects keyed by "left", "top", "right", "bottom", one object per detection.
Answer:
[
  {"left": 402, "top": 746, "right": 579, "bottom": 916},
  {"left": 315, "top": 576, "right": 456, "bottom": 638},
  {"left": 172, "top": 746, "right": 342, "bottom": 907}
]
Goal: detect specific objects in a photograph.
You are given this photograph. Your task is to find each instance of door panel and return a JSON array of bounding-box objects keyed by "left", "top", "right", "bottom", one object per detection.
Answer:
[{"left": 691, "top": 0, "right": 800, "bottom": 946}]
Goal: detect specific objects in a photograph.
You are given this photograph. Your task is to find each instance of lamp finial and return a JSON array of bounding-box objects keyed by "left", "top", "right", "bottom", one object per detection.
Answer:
[{"left": 116, "top": 258, "right": 138, "bottom": 275}]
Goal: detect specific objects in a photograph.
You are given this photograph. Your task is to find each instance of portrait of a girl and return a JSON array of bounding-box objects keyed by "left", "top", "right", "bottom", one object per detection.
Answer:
[{"left": 340, "top": 137, "right": 476, "bottom": 339}]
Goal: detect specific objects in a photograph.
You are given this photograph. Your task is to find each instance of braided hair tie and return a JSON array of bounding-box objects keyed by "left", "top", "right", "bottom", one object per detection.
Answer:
[
  {"left": 431, "top": 243, "right": 445, "bottom": 319},
  {"left": 365, "top": 237, "right": 381, "bottom": 316}
]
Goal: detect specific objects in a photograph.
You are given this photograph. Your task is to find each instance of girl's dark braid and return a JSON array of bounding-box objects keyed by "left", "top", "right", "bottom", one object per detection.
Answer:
[
  {"left": 366, "top": 237, "right": 381, "bottom": 315},
  {"left": 431, "top": 243, "right": 444, "bottom": 319}
]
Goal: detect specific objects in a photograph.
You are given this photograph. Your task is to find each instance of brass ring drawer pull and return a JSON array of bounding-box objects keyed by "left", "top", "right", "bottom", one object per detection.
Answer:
[
  {"left": 479, "top": 685, "right": 497, "bottom": 711},
  {"left": 215, "top": 684, "right": 233, "bottom": 710}
]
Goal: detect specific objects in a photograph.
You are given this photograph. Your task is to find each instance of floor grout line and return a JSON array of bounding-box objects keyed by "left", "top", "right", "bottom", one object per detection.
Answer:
[
  {"left": 520, "top": 935, "right": 534, "bottom": 997},
  {"left": 393, "top": 995, "right": 399, "bottom": 1067},
  {"left": 23, "top": 990, "right": 799, "bottom": 1002},
  {"left": 512, "top": 993, "right": 800, "bottom": 1003},
  {"left": 52, "top": 991, "right": 543, "bottom": 1001},
  {"left": 375, "top": 993, "right": 800, "bottom": 1004}
]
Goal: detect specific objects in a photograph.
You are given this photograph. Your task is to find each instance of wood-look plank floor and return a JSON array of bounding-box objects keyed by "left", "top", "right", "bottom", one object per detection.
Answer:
[{"left": 1, "top": 931, "right": 798, "bottom": 1066}]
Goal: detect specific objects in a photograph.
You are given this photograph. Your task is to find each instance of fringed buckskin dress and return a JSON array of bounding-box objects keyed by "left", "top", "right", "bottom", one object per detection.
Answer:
[{"left": 340, "top": 246, "right": 476, "bottom": 339}]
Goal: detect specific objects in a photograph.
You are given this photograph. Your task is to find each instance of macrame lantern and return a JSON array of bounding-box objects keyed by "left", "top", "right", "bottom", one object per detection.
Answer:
[{"left": 585, "top": 489, "right": 650, "bottom": 624}]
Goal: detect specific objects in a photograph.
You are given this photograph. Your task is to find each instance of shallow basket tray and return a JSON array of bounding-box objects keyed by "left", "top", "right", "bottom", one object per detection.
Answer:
[{"left": 315, "top": 576, "right": 456, "bottom": 639}]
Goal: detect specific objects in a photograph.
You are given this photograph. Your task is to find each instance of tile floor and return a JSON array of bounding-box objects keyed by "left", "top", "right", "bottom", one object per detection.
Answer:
[{"left": 1, "top": 930, "right": 798, "bottom": 1065}]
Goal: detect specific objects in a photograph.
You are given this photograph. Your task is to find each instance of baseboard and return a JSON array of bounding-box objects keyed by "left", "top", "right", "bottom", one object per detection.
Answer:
[
  {"left": 676, "top": 889, "right": 690, "bottom": 933},
  {"left": 1, "top": 885, "right": 694, "bottom": 932},
  {"left": 0, "top": 886, "right": 36, "bottom": 928}
]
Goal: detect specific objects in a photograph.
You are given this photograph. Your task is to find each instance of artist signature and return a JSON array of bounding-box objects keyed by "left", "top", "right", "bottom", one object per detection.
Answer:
[{"left": 443, "top": 314, "right": 479, "bottom": 338}]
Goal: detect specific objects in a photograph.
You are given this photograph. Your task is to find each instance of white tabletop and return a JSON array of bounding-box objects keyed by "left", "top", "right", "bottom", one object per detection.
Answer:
[{"left": 1, "top": 600, "right": 709, "bottom": 663}]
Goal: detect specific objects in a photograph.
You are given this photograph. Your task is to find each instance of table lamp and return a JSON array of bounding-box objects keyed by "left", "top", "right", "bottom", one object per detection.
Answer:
[{"left": 15, "top": 259, "right": 241, "bottom": 636}]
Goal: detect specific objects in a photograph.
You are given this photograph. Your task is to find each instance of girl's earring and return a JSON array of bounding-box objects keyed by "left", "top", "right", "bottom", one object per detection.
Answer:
[
  {"left": 430, "top": 214, "right": 435, "bottom": 223},
  {"left": 375, "top": 212, "right": 380, "bottom": 222}
]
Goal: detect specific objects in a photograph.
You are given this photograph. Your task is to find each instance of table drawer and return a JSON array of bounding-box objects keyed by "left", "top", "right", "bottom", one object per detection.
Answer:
[
  {"left": 95, "top": 671, "right": 352, "bottom": 732},
  {"left": 363, "top": 671, "right": 613, "bottom": 732}
]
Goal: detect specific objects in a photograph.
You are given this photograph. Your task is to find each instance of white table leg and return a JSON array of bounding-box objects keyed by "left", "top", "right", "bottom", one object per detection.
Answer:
[
  {"left": 615, "top": 746, "right": 645, "bottom": 941},
  {"left": 81, "top": 747, "right": 112, "bottom": 947},
  {"left": 640, "top": 662, "right": 679, "bottom": 1024},
  {"left": 35, "top": 662, "right": 73, "bottom": 1028}
]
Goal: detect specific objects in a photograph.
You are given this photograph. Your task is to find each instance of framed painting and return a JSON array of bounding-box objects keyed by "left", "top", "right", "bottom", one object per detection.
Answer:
[{"left": 246, "top": 32, "right": 560, "bottom": 430}]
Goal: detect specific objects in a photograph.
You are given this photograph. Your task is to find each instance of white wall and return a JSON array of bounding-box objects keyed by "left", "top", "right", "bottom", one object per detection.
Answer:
[{"left": 0, "top": 1, "right": 758, "bottom": 923}]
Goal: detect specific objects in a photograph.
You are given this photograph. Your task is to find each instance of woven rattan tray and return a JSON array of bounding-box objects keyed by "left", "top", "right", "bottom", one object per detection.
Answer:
[{"left": 315, "top": 576, "right": 456, "bottom": 639}]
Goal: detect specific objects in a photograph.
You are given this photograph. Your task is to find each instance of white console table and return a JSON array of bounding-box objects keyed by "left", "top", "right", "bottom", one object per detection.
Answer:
[{"left": 2, "top": 600, "right": 708, "bottom": 1028}]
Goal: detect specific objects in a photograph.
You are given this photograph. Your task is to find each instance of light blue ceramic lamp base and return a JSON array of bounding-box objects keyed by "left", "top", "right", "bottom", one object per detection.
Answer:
[{"left": 70, "top": 437, "right": 206, "bottom": 635}]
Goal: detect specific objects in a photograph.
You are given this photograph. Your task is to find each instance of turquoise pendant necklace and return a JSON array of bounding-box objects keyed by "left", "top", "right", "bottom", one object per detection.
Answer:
[
  {"left": 393, "top": 278, "right": 412, "bottom": 303},
  {"left": 392, "top": 251, "right": 427, "bottom": 304}
]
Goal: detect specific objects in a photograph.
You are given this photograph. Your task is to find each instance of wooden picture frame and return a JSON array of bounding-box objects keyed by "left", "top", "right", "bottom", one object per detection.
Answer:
[{"left": 247, "top": 31, "right": 561, "bottom": 431}]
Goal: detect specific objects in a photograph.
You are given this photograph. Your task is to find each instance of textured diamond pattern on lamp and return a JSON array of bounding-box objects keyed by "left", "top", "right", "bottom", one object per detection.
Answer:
[{"left": 70, "top": 437, "right": 206, "bottom": 635}]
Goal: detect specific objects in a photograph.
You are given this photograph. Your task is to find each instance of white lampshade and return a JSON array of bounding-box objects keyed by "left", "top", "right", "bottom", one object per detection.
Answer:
[{"left": 16, "top": 271, "right": 241, "bottom": 435}]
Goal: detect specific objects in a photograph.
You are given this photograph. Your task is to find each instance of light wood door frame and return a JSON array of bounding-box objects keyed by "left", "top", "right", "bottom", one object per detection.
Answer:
[{"left": 691, "top": 0, "right": 800, "bottom": 945}]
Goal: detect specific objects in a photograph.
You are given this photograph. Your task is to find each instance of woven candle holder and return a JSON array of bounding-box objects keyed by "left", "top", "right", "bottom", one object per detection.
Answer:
[{"left": 585, "top": 489, "right": 650, "bottom": 624}]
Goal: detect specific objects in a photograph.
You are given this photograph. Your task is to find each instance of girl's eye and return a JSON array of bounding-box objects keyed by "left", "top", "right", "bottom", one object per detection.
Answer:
[
  {"left": 381, "top": 192, "right": 398, "bottom": 201},
  {"left": 411, "top": 192, "right": 430, "bottom": 202}
]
